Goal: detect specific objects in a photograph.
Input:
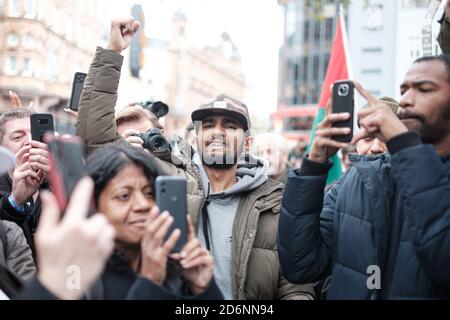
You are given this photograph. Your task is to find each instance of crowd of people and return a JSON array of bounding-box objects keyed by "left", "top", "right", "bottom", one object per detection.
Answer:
[{"left": 0, "top": 2, "right": 449, "bottom": 301}]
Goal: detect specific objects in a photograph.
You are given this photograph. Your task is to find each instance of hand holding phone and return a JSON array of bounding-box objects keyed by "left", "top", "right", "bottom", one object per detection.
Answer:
[
  {"left": 44, "top": 135, "right": 87, "bottom": 211},
  {"left": 69, "top": 72, "right": 87, "bottom": 112},
  {"left": 308, "top": 81, "right": 353, "bottom": 163}
]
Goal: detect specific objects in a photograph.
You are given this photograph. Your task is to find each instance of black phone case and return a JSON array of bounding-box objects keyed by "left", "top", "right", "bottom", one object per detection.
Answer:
[
  {"left": 30, "top": 114, "right": 55, "bottom": 143},
  {"left": 46, "top": 137, "right": 86, "bottom": 211},
  {"left": 155, "top": 177, "right": 188, "bottom": 253},
  {"left": 69, "top": 72, "right": 87, "bottom": 112},
  {"left": 332, "top": 81, "right": 354, "bottom": 143}
]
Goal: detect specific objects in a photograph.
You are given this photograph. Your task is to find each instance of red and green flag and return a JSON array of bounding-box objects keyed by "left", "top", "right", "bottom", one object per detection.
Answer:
[{"left": 308, "top": 12, "right": 352, "bottom": 184}]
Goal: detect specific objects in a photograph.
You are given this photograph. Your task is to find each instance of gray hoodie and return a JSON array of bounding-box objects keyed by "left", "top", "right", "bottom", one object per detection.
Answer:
[{"left": 194, "top": 153, "right": 268, "bottom": 300}]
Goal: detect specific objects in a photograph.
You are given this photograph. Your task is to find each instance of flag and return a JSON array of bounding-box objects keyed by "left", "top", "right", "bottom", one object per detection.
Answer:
[{"left": 308, "top": 11, "right": 351, "bottom": 184}]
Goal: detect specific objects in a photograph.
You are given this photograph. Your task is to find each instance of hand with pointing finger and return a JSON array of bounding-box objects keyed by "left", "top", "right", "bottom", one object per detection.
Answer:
[
  {"left": 36, "top": 178, "right": 115, "bottom": 300},
  {"left": 351, "top": 82, "right": 408, "bottom": 145}
]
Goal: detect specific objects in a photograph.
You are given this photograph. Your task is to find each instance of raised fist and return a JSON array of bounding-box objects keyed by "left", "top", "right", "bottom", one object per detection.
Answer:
[{"left": 107, "top": 18, "right": 141, "bottom": 53}]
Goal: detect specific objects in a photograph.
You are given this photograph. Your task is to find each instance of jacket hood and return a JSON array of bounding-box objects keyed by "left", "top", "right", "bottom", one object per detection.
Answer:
[{"left": 193, "top": 153, "right": 268, "bottom": 202}]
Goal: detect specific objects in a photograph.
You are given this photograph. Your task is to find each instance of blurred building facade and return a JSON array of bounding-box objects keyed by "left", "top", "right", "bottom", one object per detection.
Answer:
[
  {"left": 348, "top": 0, "right": 438, "bottom": 106},
  {"left": 140, "top": 10, "right": 246, "bottom": 137},
  {"left": 0, "top": 0, "right": 110, "bottom": 134},
  {"left": 274, "top": 0, "right": 344, "bottom": 142}
]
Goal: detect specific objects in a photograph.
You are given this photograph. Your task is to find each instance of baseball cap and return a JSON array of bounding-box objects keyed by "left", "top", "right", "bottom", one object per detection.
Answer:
[
  {"left": 191, "top": 94, "right": 252, "bottom": 134},
  {"left": 358, "top": 96, "right": 399, "bottom": 128}
]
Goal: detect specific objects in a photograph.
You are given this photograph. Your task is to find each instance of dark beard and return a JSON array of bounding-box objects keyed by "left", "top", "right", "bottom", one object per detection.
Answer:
[
  {"left": 200, "top": 142, "right": 244, "bottom": 170},
  {"left": 399, "top": 106, "right": 450, "bottom": 144},
  {"left": 201, "top": 152, "right": 239, "bottom": 170}
]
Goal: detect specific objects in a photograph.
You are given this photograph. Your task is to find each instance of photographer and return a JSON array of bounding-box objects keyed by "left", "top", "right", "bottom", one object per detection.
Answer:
[{"left": 278, "top": 56, "right": 450, "bottom": 299}]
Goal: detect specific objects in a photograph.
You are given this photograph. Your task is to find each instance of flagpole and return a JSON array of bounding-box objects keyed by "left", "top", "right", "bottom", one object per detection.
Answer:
[{"left": 339, "top": 5, "right": 353, "bottom": 79}]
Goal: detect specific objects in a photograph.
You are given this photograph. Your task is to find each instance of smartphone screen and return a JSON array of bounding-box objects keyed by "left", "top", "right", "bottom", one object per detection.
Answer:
[
  {"left": 155, "top": 176, "right": 188, "bottom": 253},
  {"left": 332, "top": 81, "right": 355, "bottom": 143},
  {"left": 45, "top": 135, "right": 86, "bottom": 212},
  {"left": 69, "top": 72, "right": 87, "bottom": 112},
  {"left": 30, "top": 114, "right": 55, "bottom": 143}
]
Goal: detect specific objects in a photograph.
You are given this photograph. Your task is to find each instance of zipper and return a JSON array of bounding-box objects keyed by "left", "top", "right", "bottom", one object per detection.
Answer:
[{"left": 235, "top": 184, "right": 283, "bottom": 299}]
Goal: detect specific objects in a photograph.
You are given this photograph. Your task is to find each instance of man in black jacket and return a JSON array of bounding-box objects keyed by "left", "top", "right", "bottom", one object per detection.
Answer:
[{"left": 278, "top": 55, "right": 450, "bottom": 299}]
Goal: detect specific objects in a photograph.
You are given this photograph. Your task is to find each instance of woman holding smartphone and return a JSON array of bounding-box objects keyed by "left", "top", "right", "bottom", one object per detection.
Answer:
[{"left": 85, "top": 144, "right": 222, "bottom": 300}]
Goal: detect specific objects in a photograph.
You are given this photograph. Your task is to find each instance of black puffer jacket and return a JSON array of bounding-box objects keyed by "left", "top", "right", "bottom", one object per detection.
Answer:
[{"left": 278, "top": 132, "right": 450, "bottom": 299}]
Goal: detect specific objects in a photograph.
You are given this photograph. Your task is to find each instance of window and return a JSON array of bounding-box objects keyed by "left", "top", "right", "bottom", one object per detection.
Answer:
[
  {"left": 6, "top": 33, "right": 19, "bottom": 47},
  {"left": 8, "top": 0, "right": 20, "bottom": 17},
  {"left": 23, "top": 33, "right": 33, "bottom": 48},
  {"left": 24, "top": 0, "right": 36, "bottom": 18},
  {"left": 284, "top": 116, "right": 315, "bottom": 131},
  {"left": 401, "top": 0, "right": 429, "bottom": 9},
  {"left": 361, "top": 68, "right": 382, "bottom": 75},
  {"left": 362, "top": 47, "right": 382, "bottom": 53},
  {"left": 47, "top": 50, "right": 58, "bottom": 81},
  {"left": 22, "top": 57, "right": 33, "bottom": 77},
  {"left": 4, "top": 56, "right": 17, "bottom": 75}
]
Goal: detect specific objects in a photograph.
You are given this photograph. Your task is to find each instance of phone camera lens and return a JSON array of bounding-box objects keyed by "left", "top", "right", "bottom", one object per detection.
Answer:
[{"left": 338, "top": 84, "right": 349, "bottom": 97}]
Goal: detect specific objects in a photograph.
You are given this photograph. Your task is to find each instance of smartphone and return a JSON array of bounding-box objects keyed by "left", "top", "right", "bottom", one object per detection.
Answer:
[
  {"left": 45, "top": 135, "right": 87, "bottom": 212},
  {"left": 332, "top": 80, "right": 355, "bottom": 143},
  {"left": 155, "top": 176, "right": 188, "bottom": 253},
  {"left": 30, "top": 114, "right": 55, "bottom": 143},
  {"left": 69, "top": 72, "right": 87, "bottom": 112}
]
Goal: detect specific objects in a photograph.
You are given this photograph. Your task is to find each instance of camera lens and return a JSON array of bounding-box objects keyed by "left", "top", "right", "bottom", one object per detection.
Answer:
[
  {"left": 338, "top": 84, "right": 349, "bottom": 97},
  {"left": 153, "top": 138, "right": 163, "bottom": 149},
  {"left": 39, "top": 119, "right": 48, "bottom": 124}
]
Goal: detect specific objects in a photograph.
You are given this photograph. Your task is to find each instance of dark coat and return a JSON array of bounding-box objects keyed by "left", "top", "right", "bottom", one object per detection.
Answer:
[
  {"left": 0, "top": 220, "right": 36, "bottom": 281},
  {"left": 85, "top": 253, "right": 223, "bottom": 300},
  {"left": 0, "top": 173, "right": 48, "bottom": 255},
  {"left": 278, "top": 133, "right": 450, "bottom": 299}
]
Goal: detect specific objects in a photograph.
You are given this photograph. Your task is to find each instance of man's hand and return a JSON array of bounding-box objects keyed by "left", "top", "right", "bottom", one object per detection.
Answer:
[
  {"left": 10, "top": 162, "right": 43, "bottom": 206},
  {"left": 351, "top": 82, "right": 408, "bottom": 145},
  {"left": 64, "top": 108, "right": 78, "bottom": 118},
  {"left": 170, "top": 216, "right": 214, "bottom": 296},
  {"left": 122, "top": 129, "right": 144, "bottom": 151},
  {"left": 308, "top": 90, "right": 350, "bottom": 163},
  {"left": 28, "top": 140, "right": 51, "bottom": 174},
  {"left": 107, "top": 18, "right": 140, "bottom": 53},
  {"left": 140, "top": 207, "right": 181, "bottom": 286},
  {"left": 9, "top": 90, "right": 33, "bottom": 109},
  {"left": 11, "top": 141, "right": 51, "bottom": 205},
  {"left": 36, "top": 178, "right": 115, "bottom": 300}
]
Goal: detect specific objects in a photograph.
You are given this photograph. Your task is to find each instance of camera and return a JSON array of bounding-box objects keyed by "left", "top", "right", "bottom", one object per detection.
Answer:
[
  {"left": 139, "top": 100, "right": 169, "bottom": 119},
  {"left": 135, "top": 128, "right": 171, "bottom": 153},
  {"left": 338, "top": 84, "right": 350, "bottom": 97}
]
